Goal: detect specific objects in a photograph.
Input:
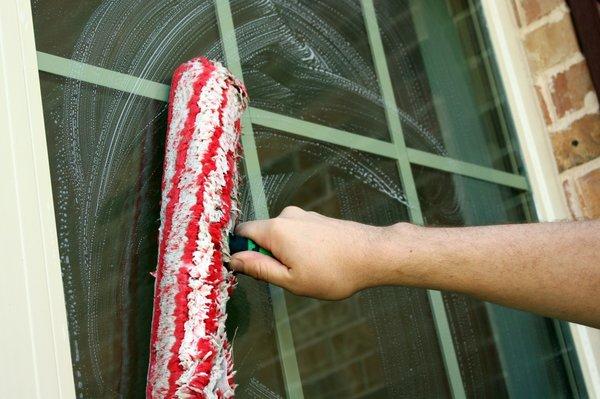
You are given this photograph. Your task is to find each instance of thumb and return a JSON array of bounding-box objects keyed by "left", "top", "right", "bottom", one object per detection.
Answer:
[{"left": 229, "top": 251, "right": 291, "bottom": 288}]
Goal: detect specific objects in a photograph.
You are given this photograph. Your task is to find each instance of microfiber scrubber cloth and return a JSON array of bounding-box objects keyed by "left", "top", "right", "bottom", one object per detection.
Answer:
[{"left": 147, "top": 57, "right": 248, "bottom": 398}]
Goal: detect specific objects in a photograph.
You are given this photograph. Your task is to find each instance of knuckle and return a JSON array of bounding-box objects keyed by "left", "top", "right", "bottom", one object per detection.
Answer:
[
  {"left": 269, "top": 217, "right": 287, "bottom": 236},
  {"left": 255, "top": 260, "right": 270, "bottom": 282},
  {"left": 244, "top": 264, "right": 256, "bottom": 279},
  {"left": 280, "top": 205, "right": 302, "bottom": 217},
  {"left": 234, "top": 222, "right": 248, "bottom": 235}
]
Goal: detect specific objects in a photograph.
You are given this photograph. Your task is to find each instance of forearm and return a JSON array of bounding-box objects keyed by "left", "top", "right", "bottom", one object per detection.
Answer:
[
  {"left": 232, "top": 207, "right": 598, "bottom": 327},
  {"left": 378, "top": 221, "right": 600, "bottom": 328}
]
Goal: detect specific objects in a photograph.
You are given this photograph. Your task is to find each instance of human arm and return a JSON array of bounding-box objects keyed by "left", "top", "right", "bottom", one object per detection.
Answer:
[{"left": 229, "top": 206, "right": 600, "bottom": 328}]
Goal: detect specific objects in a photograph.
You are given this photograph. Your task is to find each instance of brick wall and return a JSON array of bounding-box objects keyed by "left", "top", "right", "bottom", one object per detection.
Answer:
[{"left": 512, "top": 0, "right": 600, "bottom": 219}]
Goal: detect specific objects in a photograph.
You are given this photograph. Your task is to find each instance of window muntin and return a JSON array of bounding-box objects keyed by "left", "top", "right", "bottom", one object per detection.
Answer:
[
  {"left": 32, "top": 0, "right": 223, "bottom": 83},
  {"left": 231, "top": 1, "right": 392, "bottom": 140},
  {"left": 376, "top": 0, "right": 524, "bottom": 173}
]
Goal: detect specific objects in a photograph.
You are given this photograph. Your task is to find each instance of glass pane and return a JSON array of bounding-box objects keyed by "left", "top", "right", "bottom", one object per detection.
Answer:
[
  {"left": 232, "top": 0, "right": 391, "bottom": 140},
  {"left": 412, "top": 164, "right": 576, "bottom": 397},
  {"left": 39, "top": 72, "right": 285, "bottom": 397},
  {"left": 32, "top": 0, "right": 391, "bottom": 141},
  {"left": 376, "top": 0, "right": 525, "bottom": 173},
  {"left": 32, "top": 1, "right": 223, "bottom": 83},
  {"left": 256, "top": 127, "right": 453, "bottom": 398}
]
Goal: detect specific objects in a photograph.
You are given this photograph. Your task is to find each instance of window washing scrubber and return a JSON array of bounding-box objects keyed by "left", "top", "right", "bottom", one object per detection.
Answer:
[{"left": 147, "top": 57, "right": 248, "bottom": 398}]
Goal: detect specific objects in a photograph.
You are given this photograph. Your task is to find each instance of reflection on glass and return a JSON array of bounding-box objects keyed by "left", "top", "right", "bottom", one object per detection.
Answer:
[
  {"left": 32, "top": 0, "right": 391, "bottom": 141},
  {"left": 255, "top": 127, "right": 407, "bottom": 218},
  {"left": 39, "top": 72, "right": 285, "bottom": 398},
  {"left": 40, "top": 71, "right": 165, "bottom": 397},
  {"left": 413, "top": 165, "right": 575, "bottom": 397},
  {"left": 232, "top": 0, "right": 391, "bottom": 140},
  {"left": 413, "top": 165, "right": 533, "bottom": 227},
  {"left": 32, "top": 0, "right": 223, "bottom": 83},
  {"left": 256, "top": 127, "right": 453, "bottom": 398},
  {"left": 376, "top": 0, "right": 524, "bottom": 173},
  {"left": 32, "top": 0, "right": 523, "bottom": 171}
]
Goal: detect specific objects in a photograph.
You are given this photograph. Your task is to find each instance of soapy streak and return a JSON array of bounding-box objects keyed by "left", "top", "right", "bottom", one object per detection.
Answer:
[{"left": 45, "top": 0, "right": 450, "bottom": 394}]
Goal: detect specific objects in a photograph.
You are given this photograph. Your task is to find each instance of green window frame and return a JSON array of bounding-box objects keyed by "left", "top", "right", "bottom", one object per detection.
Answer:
[{"left": 31, "top": 1, "right": 584, "bottom": 398}]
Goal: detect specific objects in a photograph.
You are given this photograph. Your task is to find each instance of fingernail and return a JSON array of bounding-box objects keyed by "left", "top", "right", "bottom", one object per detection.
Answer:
[
  {"left": 234, "top": 223, "right": 244, "bottom": 234},
  {"left": 229, "top": 256, "right": 243, "bottom": 271}
]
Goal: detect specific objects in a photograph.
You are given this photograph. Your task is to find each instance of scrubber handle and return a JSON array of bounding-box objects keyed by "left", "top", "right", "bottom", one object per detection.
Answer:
[{"left": 228, "top": 234, "right": 272, "bottom": 256}]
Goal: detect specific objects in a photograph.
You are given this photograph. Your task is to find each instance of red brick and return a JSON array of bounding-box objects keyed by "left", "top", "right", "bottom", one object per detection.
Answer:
[
  {"left": 518, "top": 0, "right": 564, "bottom": 25},
  {"left": 524, "top": 15, "right": 580, "bottom": 74},
  {"left": 573, "top": 169, "right": 600, "bottom": 219},
  {"left": 551, "top": 113, "right": 600, "bottom": 171},
  {"left": 551, "top": 61, "right": 595, "bottom": 118},
  {"left": 563, "top": 179, "right": 578, "bottom": 219}
]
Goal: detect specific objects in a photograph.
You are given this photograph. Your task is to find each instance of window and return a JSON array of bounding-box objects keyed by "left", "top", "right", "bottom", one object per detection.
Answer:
[{"left": 31, "top": 0, "right": 586, "bottom": 397}]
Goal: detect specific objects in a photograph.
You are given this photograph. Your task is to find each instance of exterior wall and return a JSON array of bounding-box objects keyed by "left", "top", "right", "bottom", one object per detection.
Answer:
[
  {"left": 504, "top": 3, "right": 600, "bottom": 396},
  {"left": 511, "top": 0, "right": 600, "bottom": 220}
]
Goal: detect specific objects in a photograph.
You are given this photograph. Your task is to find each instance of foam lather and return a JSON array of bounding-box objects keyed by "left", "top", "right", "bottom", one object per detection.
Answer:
[{"left": 147, "top": 57, "right": 247, "bottom": 398}]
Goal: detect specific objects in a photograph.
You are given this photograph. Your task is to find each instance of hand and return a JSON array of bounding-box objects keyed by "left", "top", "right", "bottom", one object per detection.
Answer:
[{"left": 230, "top": 206, "right": 387, "bottom": 300}]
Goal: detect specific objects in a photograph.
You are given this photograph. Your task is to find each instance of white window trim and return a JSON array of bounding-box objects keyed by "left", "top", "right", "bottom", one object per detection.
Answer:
[
  {"left": 0, "top": 0, "right": 75, "bottom": 397},
  {"left": 481, "top": 1, "right": 600, "bottom": 397}
]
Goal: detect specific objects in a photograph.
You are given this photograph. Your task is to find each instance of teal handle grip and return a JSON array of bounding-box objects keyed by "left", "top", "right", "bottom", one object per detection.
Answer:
[{"left": 228, "top": 234, "right": 272, "bottom": 256}]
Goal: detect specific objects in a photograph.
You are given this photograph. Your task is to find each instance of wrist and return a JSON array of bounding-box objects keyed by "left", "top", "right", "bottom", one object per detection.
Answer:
[
  {"left": 375, "top": 222, "right": 438, "bottom": 288},
  {"left": 348, "top": 222, "right": 395, "bottom": 291}
]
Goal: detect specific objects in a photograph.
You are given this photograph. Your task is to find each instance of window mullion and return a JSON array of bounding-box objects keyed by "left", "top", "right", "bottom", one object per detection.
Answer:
[
  {"left": 214, "top": 1, "right": 305, "bottom": 398},
  {"left": 360, "top": 0, "right": 467, "bottom": 398}
]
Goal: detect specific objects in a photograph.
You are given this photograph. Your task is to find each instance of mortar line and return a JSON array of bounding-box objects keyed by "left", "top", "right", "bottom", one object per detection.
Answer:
[
  {"left": 214, "top": 1, "right": 305, "bottom": 398},
  {"left": 35, "top": 51, "right": 529, "bottom": 191},
  {"left": 360, "top": 0, "right": 467, "bottom": 397}
]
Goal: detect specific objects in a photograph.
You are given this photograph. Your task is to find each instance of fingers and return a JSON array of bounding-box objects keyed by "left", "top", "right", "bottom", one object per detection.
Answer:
[
  {"left": 282, "top": 206, "right": 323, "bottom": 220},
  {"left": 230, "top": 251, "right": 291, "bottom": 288},
  {"left": 235, "top": 219, "right": 272, "bottom": 248},
  {"left": 236, "top": 207, "right": 305, "bottom": 248}
]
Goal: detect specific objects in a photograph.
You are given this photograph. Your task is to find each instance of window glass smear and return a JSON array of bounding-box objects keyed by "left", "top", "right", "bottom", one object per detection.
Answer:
[
  {"left": 230, "top": 0, "right": 392, "bottom": 140},
  {"left": 39, "top": 72, "right": 286, "bottom": 397}
]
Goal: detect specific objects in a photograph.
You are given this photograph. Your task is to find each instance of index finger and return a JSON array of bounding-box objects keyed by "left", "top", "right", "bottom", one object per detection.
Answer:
[{"left": 235, "top": 219, "right": 273, "bottom": 249}]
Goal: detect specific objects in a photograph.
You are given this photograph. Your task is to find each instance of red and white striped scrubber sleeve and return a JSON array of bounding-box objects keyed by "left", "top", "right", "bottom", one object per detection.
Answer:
[{"left": 147, "top": 57, "right": 248, "bottom": 399}]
